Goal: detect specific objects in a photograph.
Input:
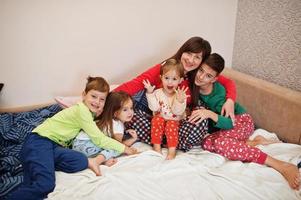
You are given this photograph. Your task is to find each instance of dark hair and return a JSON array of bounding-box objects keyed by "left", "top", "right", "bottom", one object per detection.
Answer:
[
  {"left": 85, "top": 76, "right": 110, "bottom": 94},
  {"left": 169, "top": 37, "right": 212, "bottom": 90},
  {"left": 160, "top": 59, "right": 185, "bottom": 78},
  {"left": 191, "top": 53, "right": 225, "bottom": 108},
  {"left": 97, "top": 91, "right": 132, "bottom": 136},
  {"left": 203, "top": 53, "right": 225, "bottom": 75}
]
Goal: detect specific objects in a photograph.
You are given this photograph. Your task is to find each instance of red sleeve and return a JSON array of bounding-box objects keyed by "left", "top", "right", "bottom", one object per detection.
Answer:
[
  {"left": 217, "top": 75, "right": 236, "bottom": 101},
  {"left": 114, "top": 64, "right": 162, "bottom": 95}
]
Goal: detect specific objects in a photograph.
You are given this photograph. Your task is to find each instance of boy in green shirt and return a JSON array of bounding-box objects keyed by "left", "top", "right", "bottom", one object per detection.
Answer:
[
  {"left": 188, "top": 53, "right": 299, "bottom": 190},
  {"left": 8, "top": 77, "right": 137, "bottom": 200}
]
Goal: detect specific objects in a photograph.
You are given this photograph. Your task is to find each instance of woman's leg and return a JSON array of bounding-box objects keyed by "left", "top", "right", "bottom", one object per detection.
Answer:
[
  {"left": 177, "top": 118, "right": 208, "bottom": 152},
  {"left": 7, "top": 133, "right": 56, "bottom": 200},
  {"left": 125, "top": 109, "right": 152, "bottom": 144}
]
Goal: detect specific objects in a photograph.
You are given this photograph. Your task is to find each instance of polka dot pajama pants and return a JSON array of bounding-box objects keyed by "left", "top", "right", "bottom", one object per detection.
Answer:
[
  {"left": 151, "top": 115, "right": 179, "bottom": 147},
  {"left": 201, "top": 113, "right": 267, "bottom": 164},
  {"left": 125, "top": 109, "right": 208, "bottom": 152}
]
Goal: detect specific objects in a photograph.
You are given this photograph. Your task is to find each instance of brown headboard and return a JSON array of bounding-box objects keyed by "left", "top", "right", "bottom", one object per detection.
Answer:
[{"left": 223, "top": 68, "right": 301, "bottom": 144}]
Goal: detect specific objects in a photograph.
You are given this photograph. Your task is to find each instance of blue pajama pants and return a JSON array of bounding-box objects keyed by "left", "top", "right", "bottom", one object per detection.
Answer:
[{"left": 7, "top": 133, "right": 88, "bottom": 200}]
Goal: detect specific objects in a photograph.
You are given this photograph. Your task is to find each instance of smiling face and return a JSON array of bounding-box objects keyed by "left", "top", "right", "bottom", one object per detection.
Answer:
[
  {"left": 82, "top": 89, "right": 108, "bottom": 115},
  {"left": 161, "top": 68, "right": 183, "bottom": 96},
  {"left": 194, "top": 64, "right": 218, "bottom": 88},
  {"left": 180, "top": 52, "right": 203, "bottom": 73},
  {"left": 114, "top": 98, "right": 134, "bottom": 123}
]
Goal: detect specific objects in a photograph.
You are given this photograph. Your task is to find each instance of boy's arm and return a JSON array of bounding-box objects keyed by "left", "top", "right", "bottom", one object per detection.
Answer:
[
  {"left": 114, "top": 64, "right": 161, "bottom": 95},
  {"left": 79, "top": 106, "right": 125, "bottom": 154}
]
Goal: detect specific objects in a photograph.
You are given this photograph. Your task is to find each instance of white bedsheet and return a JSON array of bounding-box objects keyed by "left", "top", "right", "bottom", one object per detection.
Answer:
[{"left": 48, "top": 129, "right": 301, "bottom": 200}]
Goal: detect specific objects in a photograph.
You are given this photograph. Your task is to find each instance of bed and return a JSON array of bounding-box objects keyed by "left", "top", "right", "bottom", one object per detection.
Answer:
[{"left": 1, "top": 68, "right": 300, "bottom": 200}]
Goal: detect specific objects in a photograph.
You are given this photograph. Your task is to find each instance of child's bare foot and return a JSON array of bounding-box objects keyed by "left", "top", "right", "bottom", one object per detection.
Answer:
[
  {"left": 265, "top": 156, "right": 300, "bottom": 190},
  {"left": 88, "top": 157, "right": 101, "bottom": 176},
  {"left": 104, "top": 158, "right": 117, "bottom": 167},
  {"left": 247, "top": 135, "right": 280, "bottom": 146},
  {"left": 153, "top": 144, "right": 162, "bottom": 154},
  {"left": 165, "top": 147, "right": 176, "bottom": 160}
]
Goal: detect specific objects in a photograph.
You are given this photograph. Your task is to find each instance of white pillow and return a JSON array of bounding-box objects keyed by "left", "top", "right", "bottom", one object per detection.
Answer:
[{"left": 55, "top": 84, "right": 119, "bottom": 108}]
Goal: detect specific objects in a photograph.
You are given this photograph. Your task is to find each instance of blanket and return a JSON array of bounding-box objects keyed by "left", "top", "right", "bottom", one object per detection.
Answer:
[
  {"left": 48, "top": 129, "right": 301, "bottom": 200},
  {"left": 0, "top": 104, "right": 62, "bottom": 197}
]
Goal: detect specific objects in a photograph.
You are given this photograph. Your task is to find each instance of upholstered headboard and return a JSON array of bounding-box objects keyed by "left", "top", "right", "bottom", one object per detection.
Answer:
[{"left": 223, "top": 68, "right": 301, "bottom": 144}]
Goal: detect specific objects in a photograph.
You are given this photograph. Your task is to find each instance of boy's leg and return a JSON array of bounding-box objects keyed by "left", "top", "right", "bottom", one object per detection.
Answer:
[
  {"left": 264, "top": 156, "right": 300, "bottom": 190},
  {"left": 7, "top": 133, "right": 56, "bottom": 200},
  {"left": 151, "top": 116, "right": 165, "bottom": 153},
  {"left": 220, "top": 114, "right": 254, "bottom": 141},
  {"left": 54, "top": 145, "right": 88, "bottom": 173}
]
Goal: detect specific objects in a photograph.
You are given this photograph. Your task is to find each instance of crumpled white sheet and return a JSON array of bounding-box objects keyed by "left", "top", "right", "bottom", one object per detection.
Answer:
[{"left": 47, "top": 129, "right": 301, "bottom": 200}]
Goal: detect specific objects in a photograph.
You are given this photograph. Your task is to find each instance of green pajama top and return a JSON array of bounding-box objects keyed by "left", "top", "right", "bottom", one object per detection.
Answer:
[
  {"left": 199, "top": 82, "right": 246, "bottom": 132},
  {"left": 33, "top": 102, "right": 125, "bottom": 153}
]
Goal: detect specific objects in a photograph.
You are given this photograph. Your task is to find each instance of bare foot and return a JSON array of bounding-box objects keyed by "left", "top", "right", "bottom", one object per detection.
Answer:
[
  {"left": 104, "top": 158, "right": 117, "bottom": 167},
  {"left": 247, "top": 135, "right": 280, "bottom": 146},
  {"left": 153, "top": 144, "right": 162, "bottom": 154},
  {"left": 165, "top": 147, "right": 176, "bottom": 160},
  {"left": 265, "top": 156, "right": 300, "bottom": 190},
  {"left": 88, "top": 157, "right": 101, "bottom": 176}
]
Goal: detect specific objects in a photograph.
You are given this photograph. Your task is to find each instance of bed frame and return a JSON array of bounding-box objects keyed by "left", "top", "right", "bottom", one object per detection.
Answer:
[
  {"left": 223, "top": 68, "right": 301, "bottom": 144},
  {"left": 1, "top": 68, "right": 301, "bottom": 144}
]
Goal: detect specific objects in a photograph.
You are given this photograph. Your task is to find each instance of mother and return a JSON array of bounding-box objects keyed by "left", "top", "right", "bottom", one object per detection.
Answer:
[{"left": 114, "top": 36, "right": 236, "bottom": 151}]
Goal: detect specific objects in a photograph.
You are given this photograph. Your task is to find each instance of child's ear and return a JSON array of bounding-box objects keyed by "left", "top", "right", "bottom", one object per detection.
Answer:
[
  {"left": 82, "top": 91, "right": 86, "bottom": 98},
  {"left": 180, "top": 77, "right": 184, "bottom": 83}
]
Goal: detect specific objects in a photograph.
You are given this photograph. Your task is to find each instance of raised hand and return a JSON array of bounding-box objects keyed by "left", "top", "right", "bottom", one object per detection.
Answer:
[
  {"left": 175, "top": 86, "right": 188, "bottom": 103},
  {"left": 143, "top": 79, "right": 155, "bottom": 94}
]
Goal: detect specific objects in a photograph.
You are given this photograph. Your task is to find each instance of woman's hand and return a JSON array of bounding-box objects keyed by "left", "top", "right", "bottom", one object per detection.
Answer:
[
  {"left": 221, "top": 98, "right": 235, "bottom": 125},
  {"left": 126, "top": 129, "right": 138, "bottom": 140},
  {"left": 143, "top": 79, "right": 155, "bottom": 94}
]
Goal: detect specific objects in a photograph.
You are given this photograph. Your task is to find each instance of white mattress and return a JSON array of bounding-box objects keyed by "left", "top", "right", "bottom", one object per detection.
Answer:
[{"left": 48, "top": 129, "right": 301, "bottom": 200}]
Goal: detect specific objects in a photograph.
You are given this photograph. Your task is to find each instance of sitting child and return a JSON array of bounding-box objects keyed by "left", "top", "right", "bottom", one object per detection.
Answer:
[
  {"left": 73, "top": 91, "right": 138, "bottom": 168},
  {"left": 143, "top": 59, "right": 187, "bottom": 160},
  {"left": 189, "top": 53, "right": 300, "bottom": 190}
]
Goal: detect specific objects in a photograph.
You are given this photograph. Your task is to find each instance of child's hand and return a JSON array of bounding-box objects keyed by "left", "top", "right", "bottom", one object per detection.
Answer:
[
  {"left": 143, "top": 79, "right": 155, "bottom": 94},
  {"left": 124, "top": 146, "right": 138, "bottom": 155},
  {"left": 126, "top": 129, "right": 138, "bottom": 140},
  {"left": 175, "top": 86, "right": 188, "bottom": 103}
]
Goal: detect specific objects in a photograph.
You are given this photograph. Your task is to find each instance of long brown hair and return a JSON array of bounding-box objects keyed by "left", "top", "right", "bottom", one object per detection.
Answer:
[
  {"left": 169, "top": 37, "right": 211, "bottom": 90},
  {"left": 97, "top": 91, "right": 133, "bottom": 136}
]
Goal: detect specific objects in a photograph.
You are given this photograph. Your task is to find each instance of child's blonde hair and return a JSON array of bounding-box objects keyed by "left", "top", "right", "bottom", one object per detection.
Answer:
[
  {"left": 85, "top": 76, "right": 110, "bottom": 94},
  {"left": 97, "top": 91, "right": 133, "bottom": 136},
  {"left": 160, "top": 59, "right": 185, "bottom": 78}
]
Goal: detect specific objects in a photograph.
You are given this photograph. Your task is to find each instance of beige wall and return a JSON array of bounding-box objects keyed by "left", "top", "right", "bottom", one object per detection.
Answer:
[
  {"left": 232, "top": 0, "right": 301, "bottom": 91},
  {"left": 0, "top": 0, "right": 238, "bottom": 108}
]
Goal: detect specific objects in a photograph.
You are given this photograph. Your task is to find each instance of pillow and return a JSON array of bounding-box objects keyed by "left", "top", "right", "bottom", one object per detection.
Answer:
[{"left": 55, "top": 84, "right": 119, "bottom": 108}]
